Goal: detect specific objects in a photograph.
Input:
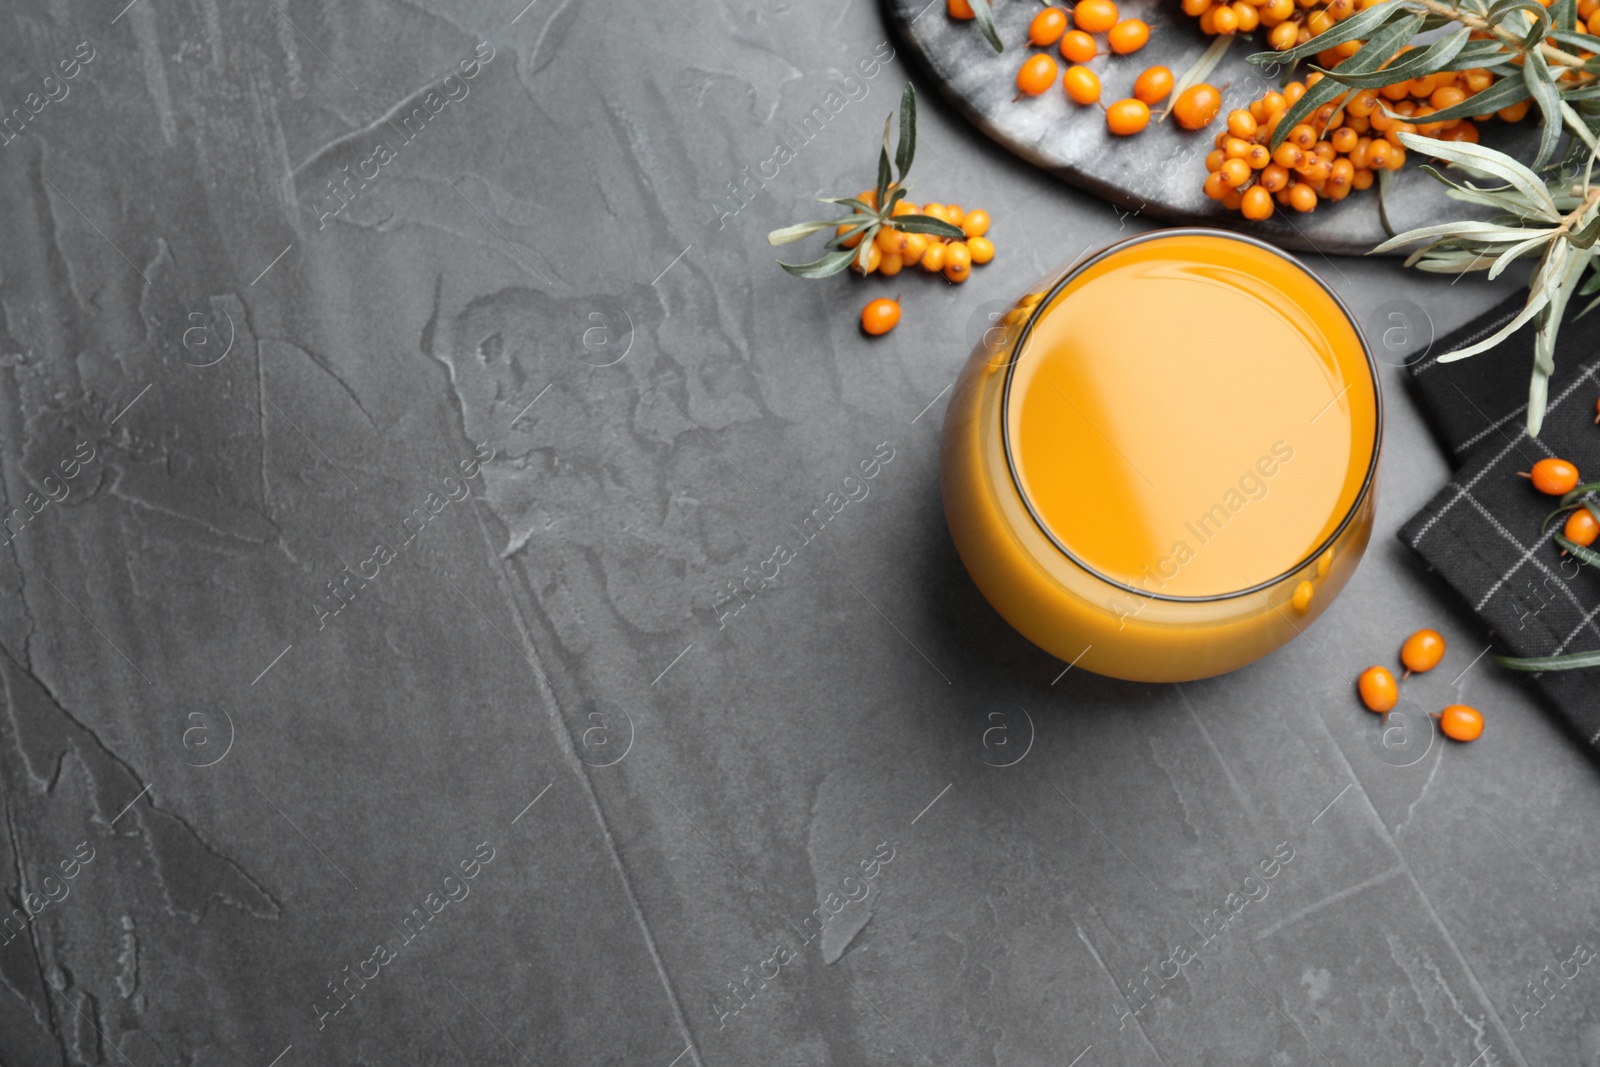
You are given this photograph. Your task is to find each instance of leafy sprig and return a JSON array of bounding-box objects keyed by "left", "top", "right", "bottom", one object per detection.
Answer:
[
  {"left": 767, "top": 84, "right": 966, "bottom": 278},
  {"left": 1265, "top": 0, "right": 1600, "bottom": 434}
]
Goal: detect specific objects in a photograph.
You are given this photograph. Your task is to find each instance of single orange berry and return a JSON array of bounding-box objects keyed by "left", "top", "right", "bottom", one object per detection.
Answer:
[
  {"left": 1227, "top": 109, "right": 1258, "bottom": 139},
  {"left": 878, "top": 253, "right": 903, "bottom": 277},
  {"left": 1074, "top": 0, "right": 1119, "bottom": 32},
  {"left": 967, "top": 236, "right": 995, "bottom": 264},
  {"left": 861, "top": 298, "right": 900, "bottom": 336},
  {"left": 1219, "top": 158, "right": 1251, "bottom": 187},
  {"left": 1172, "top": 84, "right": 1223, "bottom": 129},
  {"left": 1106, "top": 98, "right": 1151, "bottom": 135},
  {"left": 1211, "top": 4, "right": 1239, "bottom": 32},
  {"left": 920, "top": 242, "right": 946, "bottom": 272},
  {"left": 961, "top": 209, "right": 990, "bottom": 238},
  {"left": 1064, "top": 64, "right": 1102, "bottom": 105},
  {"left": 1400, "top": 628, "right": 1446, "bottom": 675},
  {"left": 1523, "top": 457, "right": 1581, "bottom": 495},
  {"left": 1030, "top": 7, "right": 1070, "bottom": 45},
  {"left": 945, "top": 203, "right": 966, "bottom": 227},
  {"left": 1108, "top": 18, "right": 1150, "bottom": 53},
  {"left": 1438, "top": 704, "right": 1484, "bottom": 742},
  {"left": 1060, "top": 30, "right": 1098, "bottom": 62},
  {"left": 1564, "top": 507, "right": 1600, "bottom": 548},
  {"left": 1134, "top": 65, "right": 1174, "bottom": 104},
  {"left": 1594, "top": 395, "right": 1600, "bottom": 423},
  {"left": 1288, "top": 182, "right": 1318, "bottom": 212},
  {"left": 1017, "top": 54, "right": 1060, "bottom": 96},
  {"left": 1358, "top": 666, "right": 1398, "bottom": 713},
  {"left": 948, "top": 0, "right": 976, "bottom": 18},
  {"left": 1240, "top": 184, "right": 1275, "bottom": 220}
]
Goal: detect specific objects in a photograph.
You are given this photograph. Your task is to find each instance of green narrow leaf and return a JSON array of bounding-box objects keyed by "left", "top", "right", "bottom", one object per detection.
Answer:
[
  {"left": 895, "top": 82, "right": 916, "bottom": 181},
  {"left": 1171, "top": 34, "right": 1233, "bottom": 105},
  {"left": 1377, "top": 167, "right": 1397, "bottom": 239},
  {"left": 1322, "top": 26, "right": 1471, "bottom": 89},
  {"left": 1409, "top": 75, "right": 1529, "bottom": 125},
  {"left": 1524, "top": 50, "right": 1566, "bottom": 169},
  {"left": 856, "top": 223, "right": 881, "bottom": 272},
  {"left": 777, "top": 248, "right": 857, "bottom": 278},
  {"left": 1269, "top": 77, "right": 1348, "bottom": 150},
  {"left": 1397, "top": 133, "right": 1561, "bottom": 219},
  {"left": 1494, "top": 648, "right": 1600, "bottom": 671},
  {"left": 1553, "top": 0, "right": 1578, "bottom": 33},
  {"left": 767, "top": 218, "right": 863, "bottom": 246},
  {"left": 970, "top": 0, "right": 1004, "bottom": 51},
  {"left": 890, "top": 215, "right": 967, "bottom": 239},
  {"left": 1579, "top": 263, "right": 1600, "bottom": 294},
  {"left": 876, "top": 113, "right": 892, "bottom": 208},
  {"left": 1245, "top": 1, "right": 1403, "bottom": 66},
  {"left": 1555, "top": 531, "right": 1600, "bottom": 567},
  {"left": 1558, "top": 481, "right": 1600, "bottom": 506}
]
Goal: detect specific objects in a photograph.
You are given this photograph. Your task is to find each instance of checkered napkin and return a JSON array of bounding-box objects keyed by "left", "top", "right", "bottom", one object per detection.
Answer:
[{"left": 1400, "top": 292, "right": 1600, "bottom": 750}]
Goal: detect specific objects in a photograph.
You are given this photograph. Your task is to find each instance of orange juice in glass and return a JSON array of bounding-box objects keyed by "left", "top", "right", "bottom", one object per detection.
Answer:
[{"left": 940, "top": 229, "right": 1381, "bottom": 682}]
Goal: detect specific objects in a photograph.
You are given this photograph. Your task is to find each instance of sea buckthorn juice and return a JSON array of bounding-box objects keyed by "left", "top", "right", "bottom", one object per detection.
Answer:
[{"left": 940, "top": 230, "right": 1381, "bottom": 682}]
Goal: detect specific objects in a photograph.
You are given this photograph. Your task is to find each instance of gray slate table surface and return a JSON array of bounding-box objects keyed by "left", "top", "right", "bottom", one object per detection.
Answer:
[{"left": 0, "top": 2, "right": 1596, "bottom": 1066}]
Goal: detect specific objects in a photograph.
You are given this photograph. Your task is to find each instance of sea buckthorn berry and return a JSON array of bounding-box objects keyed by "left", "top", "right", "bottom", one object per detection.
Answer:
[
  {"left": 878, "top": 253, "right": 903, "bottom": 277},
  {"left": 1074, "top": 0, "right": 1119, "bottom": 32},
  {"left": 1347, "top": 89, "right": 1378, "bottom": 117},
  {"left": 891, "top": 199, "right": 919, "bottom": 217},
  {"left": 902, "top": 232, "right": 928, "bottom": 265},
  {"left": 961, "top": 209, "right": 990, "bottom": 239},
  {"left": 1212, "top": 4, "right": 1240, "bottom": 32},
  {"left": 837, "top": 224, "right": 865, "bottom": 249},
  {"left": 967, "top": 236, "right": 995, "bottom": 264},
  {"left": 1183, "top": 0, "right": 1212, "bottom": 14},
  {"left": 1265, "top": 0, "right": 1294, "bottom": 19},
  {"left": 1564, "top": 507, "right": 1600, "bottom": 547},
  {"left": 1288, "top": 182, "right": 1318, "bottom": 211},
  {"left": 1240, "top": 184, "right": 1274, "bottom": 220},
  {"left": 1351, "top": 166, "right": 1374, "bottom": 189},
  {"left": 875, "top": 227, "right": 908, "bottom": 255},
  {"left": 920, "top": 242, "right": 946, "bottom": 272},
  {"left": 1064, "top": 64, "right": 1102, "bottom": 105},
  {"left": 1288, "top": 123, "right": 1318, "bottom": 149},
  {"left": 1107, "top": 98, "right": 1151, "bottom": 135},
  {"left": 1228, "top": 109, "right": 1259, "bottom": 139},
  {"left": 944, "top": 241, "right": 972, "bottom": 273},
  {"left": 1440, "top": 120, "right": 1480, "bottom": 143},
  {"left": 1400, "top": 628, "right": 1446, "bottom": 675},
  {"left": 1030, "top": 7, "right": 1070, "bottom": 45},
  {"left": 1330, "top": 126, "right": 1358, "bottom": 153},
  {"left": 1317, "top": 547, "right": 1334, "bottom": 577},
  {"left": 946, "top": 204, "right": 966, "bottom": 226},
  {"left": 1358, "top": 666, "right": 1398, "bottom": 713},
  {"left": 1438, "top": 704, "right": 1484, "bottom": 742},
  {"left": 1366, "top": 139, "right": 1392, "bottom": 168},
  {"left": 857, "top": 189, "right": 878, "bottom": 209},
  {"left": 1273, "top": 142, "right": 1304, "bottom": 168},
  {"left": 1313, "top": 141, "right": 1337, "bottom": 162},
  {"left": 1291, "top": 579, "right": 1314, "bottom": 612},
  {"left": 1234, "top": 2, "right": 1260, "bottom": 31},
  {"left": 1203, "top": 170, "right": 1231, "bottom": 200},
  {"left": 1061, "top": 30, "right": 1098, "bottom": 62},
  {"left": 1225, "top": 136, "right": 1252, "bottom": 158},
  {"left": 1431, "top": 85, "right": 1466, "bottom": 111},
  {"left": 948, "top": 0, "right": 975, "bottom": 17},
  {"left": 1245, "top": 143, "right": 1271, "bottom": 169},
  {"left": 1220, "top": 158, "right": 1251, "bottom": 187},
  {"left": 1133, "top": 66, "right": 1173, "bottom": 105},
  {"left": 1464, "top": 68, "right": 1494, "bottom": 92},
  {"left": 1499, "top": 99, "right": 1532, "bottom": 122},
  {"left": 1109, "top": 18, "right": 1150, "bottom": 53},
  {"left": 861, "top": 297, "right": 900, "bottom": 336},
  {"left": 1384, "top": 144, "right": 1406, "bottom": 170},
  {"left": 1222, "top": 189, "right": 1244, "bottom": 210},
  {"left": 1206, "top": 149, "right": 1227, "bottom": 172},
  {"left": 1259, "top": 163, "right": 1289, "bottom": 191},
  {"left": 1017, "top": 54, "right": 1059, "bottom": 96},
  {"left": 1284, "top": 81, "right": 1307, "bottom": 105},
  {"left": 1269, "top": 21, "right": 1299, "bottom": 49},
  {"left": 1173, "top": 83, "right": 1223, "bottom": 129},
  {"left": 1526, "top": 457, "right": 1581, "bottom": 495},
  {"left": 1307, "top": 9, "right": 1334, "bottom": 32},
  {"left": 922, "top": 202, "right": 949, "bottom": 224}
]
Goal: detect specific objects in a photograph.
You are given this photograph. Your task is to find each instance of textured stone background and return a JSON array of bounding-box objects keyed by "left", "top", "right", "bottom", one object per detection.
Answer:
[{"left": 0, "top": 1, "right": 1596, "bottom": 1065}]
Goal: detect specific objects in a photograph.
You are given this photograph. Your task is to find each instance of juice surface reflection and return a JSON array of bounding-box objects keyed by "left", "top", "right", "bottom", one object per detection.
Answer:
[{"left": 1005, "top": 234, "right": 1376, "bottom": 598}]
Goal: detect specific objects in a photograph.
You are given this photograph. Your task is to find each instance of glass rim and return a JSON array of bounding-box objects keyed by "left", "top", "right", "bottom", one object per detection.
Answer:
[{"left": 998, "top": 226, "right": 1385, "bottom": 605}]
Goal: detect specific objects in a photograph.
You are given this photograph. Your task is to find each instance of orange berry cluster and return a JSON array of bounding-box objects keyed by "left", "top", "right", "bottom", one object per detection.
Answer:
[
  {"left": 1183, "top": 0, "right": 1384, "bottom": 52},
  {"left": 955, "top": 0, "right": 1179, "bottom": 137},
  {"left": 1204, "top": 67, "right": 1523, "bottom": 219},
  {"left": 837, "top": 189, "right": 996, "bottom": 284},
  {"left": 1357, "top": 629, "right": 1484, "bottom": 742}
]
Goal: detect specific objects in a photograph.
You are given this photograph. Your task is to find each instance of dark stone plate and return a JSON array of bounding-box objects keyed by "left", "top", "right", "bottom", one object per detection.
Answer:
[{"left": 883, "top": 0, "right": 1537, "bottom": 254}]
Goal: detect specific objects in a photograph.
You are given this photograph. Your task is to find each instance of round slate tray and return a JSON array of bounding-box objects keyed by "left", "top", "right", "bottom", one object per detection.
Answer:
[{"left": 883, "top": 0, "right": 1535, "bottom": 254}]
